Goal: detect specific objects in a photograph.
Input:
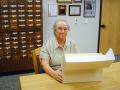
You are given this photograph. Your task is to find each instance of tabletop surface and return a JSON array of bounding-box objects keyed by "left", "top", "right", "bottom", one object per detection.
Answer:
[{"left": 20, "top": 62, "right": 120, "bottom": 90}]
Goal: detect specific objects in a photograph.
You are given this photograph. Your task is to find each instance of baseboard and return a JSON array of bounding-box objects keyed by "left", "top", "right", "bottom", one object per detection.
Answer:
[{"left": 0, "top": 69, "right": 34, "bottom": 76}]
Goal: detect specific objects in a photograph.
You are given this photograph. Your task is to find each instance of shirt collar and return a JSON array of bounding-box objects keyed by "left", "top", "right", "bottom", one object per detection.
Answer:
[{"left": 53, "top": 36, "right": 70, "bottom": 50}]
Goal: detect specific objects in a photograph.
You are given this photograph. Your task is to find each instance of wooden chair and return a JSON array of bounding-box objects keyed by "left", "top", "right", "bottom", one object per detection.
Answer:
[{"left": 31, "top": 47, "right": 44, "bottom": 74}]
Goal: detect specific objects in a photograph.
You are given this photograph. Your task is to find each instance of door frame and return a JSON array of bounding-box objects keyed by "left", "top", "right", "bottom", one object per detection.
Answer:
[{"left": 97, "top": 0, "right": 102, "bottom": 53}]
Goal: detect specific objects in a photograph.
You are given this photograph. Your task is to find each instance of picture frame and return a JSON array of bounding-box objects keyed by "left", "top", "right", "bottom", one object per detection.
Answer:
[
  {"left": 84, "top": 0, "right": 96, "bottom": 17},
  {"left": 69, "top": 5, "right": 81, "bottom": 16},
  {"left": 58, "top": 5, "right": 66, "bottom": 15},
  {"left": 57, "top": 0, "right": 72, "bottom": 3},
  {"left": 73, "top": 0, "right": 82, "bottom": 3},
  {"left": 48, "top": 4, "right": 58, "bottom": 17}
]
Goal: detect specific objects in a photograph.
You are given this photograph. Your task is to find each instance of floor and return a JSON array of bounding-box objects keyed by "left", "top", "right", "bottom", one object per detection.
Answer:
[{"left": 0, "top": 72, "right": 34, "bottom": 90}]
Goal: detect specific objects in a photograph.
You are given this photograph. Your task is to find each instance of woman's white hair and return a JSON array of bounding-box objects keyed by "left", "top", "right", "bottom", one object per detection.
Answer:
[
  {"left": 53, "top": 19, "right": 70, "bottom": 31},
  {"left": 53, "top": 19, "right": 70, "bottom": 36}
]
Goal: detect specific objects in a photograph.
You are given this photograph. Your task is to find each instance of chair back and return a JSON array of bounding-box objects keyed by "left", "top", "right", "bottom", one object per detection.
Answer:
[{"left": 31, "top": 48, "right": 41, "bottom": 74}]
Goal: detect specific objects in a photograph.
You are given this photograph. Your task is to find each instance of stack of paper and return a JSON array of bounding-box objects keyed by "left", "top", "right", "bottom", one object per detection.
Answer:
[{"left": 62, "top": 48, "right": 115, "bottom": 83}]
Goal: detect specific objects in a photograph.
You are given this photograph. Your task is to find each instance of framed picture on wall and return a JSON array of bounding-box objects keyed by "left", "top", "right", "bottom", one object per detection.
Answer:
[
  {"left": 57, "top": 0, "right": 72, "bottom": 3},
  {"left": 73, "top": 0, "right": 82, "bottom": 3},
  {"left": 69, "top": 5, "right": 81, "bottom": 16},
  {"left": 84, "top": 0, "right": 96, "bottom": 17},
  {"left": 58, "top": 5, "right": 66, "bottom": 15},
  {"left": 48, "top": 4, "right": 58, "bottom": 17}
]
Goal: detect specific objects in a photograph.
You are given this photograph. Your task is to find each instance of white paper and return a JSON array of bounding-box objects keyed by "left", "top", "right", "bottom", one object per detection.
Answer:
[{"left": 65, "top": 48, "right": 115, "bottom": 62}]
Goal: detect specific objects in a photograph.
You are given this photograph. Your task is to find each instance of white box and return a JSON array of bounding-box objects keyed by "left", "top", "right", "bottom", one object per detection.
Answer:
[{"left": 62, "top": 48, "right": 115, "bottom": 83}]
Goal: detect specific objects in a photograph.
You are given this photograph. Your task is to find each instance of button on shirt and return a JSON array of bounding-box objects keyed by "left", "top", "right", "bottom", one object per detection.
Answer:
[{"left": 40, "top": 37, "right": 78, "bottom": 70}]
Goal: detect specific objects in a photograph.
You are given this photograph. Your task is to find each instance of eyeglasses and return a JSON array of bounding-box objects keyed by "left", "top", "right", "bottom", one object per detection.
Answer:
[{"left": 57, "top": 27, "right": 69, "bottom": 31}]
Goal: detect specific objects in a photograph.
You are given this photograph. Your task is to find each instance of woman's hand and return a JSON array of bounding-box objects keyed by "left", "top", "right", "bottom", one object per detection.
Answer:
[
  {"left": 53, "top": 69, "right": 63, "bottom": 83},
  {"left": 41, "top": 60, "right": 63, "bottom": 83}
]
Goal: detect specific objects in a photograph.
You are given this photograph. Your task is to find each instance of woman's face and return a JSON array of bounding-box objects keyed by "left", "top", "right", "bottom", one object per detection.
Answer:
[{"left": 55, "top": 21, "right": 69, "bottom": 41}]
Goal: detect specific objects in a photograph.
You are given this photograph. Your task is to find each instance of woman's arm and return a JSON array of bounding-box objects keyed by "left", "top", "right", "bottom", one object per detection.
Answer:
[{"left": 41, "top": 59, "right": 63, "bottom": 83}]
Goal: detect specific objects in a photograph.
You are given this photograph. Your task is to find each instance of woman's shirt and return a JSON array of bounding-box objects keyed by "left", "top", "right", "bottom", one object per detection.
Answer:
[{"left": 40, "top": 37, "right": 78, "bottom": 70}]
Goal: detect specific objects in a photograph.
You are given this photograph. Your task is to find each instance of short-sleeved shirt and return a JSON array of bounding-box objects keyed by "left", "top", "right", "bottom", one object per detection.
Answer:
[{"left": 40, "top": 36, "right": 78, "bottom": 70}]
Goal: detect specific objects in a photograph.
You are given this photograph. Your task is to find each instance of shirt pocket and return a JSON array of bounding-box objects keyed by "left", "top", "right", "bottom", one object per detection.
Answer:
[{"left": 51, "top": 49, "right": 63, "bottom": 66}]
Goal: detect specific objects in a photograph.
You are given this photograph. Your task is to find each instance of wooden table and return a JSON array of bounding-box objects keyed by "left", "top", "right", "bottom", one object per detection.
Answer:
[{"left": 20, "top": 62, "right": 120, "bottom": 90}]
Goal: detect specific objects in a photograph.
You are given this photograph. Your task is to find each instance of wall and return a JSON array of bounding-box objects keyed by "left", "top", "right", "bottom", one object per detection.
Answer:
[{"left": 42, "top": 0, "right": 100, "bottom": 53}]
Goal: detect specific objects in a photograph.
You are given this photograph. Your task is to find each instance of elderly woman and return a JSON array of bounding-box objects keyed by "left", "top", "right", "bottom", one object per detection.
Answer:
[{"left": 40, "top": 19, "right": 78, "bottom": 82}]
